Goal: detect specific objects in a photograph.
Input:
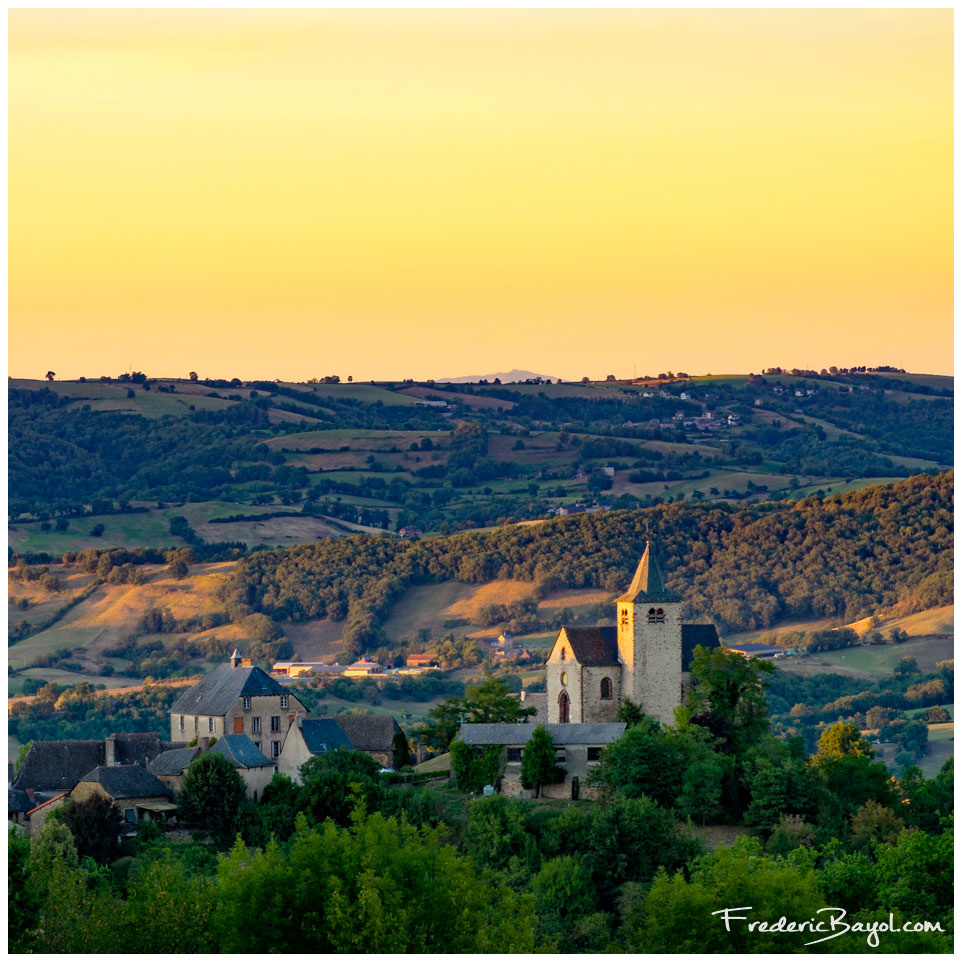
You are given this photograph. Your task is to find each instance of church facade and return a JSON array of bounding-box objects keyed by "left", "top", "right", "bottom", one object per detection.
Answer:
[{"left": 545, "top": 543, "right": 720, "bottom": 727}]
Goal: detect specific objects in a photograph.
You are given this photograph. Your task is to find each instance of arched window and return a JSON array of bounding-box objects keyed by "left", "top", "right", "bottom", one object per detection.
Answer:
[
  {"left": 647, "top": 608, "right": 665, "bottom": 624},
  {"left": 558, "top": 690, "right": 570, "bottom": 724},
  {"left": 559, "top": 647, "right": 567, "bottom": 662},
  {"left": 620, "top": 608, "right": 629, "bottom": 629},
  {"left": 600, "top": 677, "right": 612, "bottom": 700}
]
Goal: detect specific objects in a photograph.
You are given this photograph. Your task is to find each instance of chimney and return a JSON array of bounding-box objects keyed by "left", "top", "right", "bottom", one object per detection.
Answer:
[
  {"left": 230, "top": 648, "right": 241, "bottom": 668},
  {"left": 105, "top": 736, "right": 116, "bottom": 766}
]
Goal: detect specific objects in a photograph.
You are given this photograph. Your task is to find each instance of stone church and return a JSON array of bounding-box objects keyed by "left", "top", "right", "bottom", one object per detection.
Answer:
[{"left": 545, "top": 542, "right": 720, "bottom": 727}]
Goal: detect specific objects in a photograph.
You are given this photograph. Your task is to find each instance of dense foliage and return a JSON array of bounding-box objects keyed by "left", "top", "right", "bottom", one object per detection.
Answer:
[{"left": 223, "top": 473, "right": 952, "bottom": 653}]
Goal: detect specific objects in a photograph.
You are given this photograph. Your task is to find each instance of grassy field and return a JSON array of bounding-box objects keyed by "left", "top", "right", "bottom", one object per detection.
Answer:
[
  {"left": 778, "top": 636, "right": 954, "bottom": 680},
  {"left": 7, "top": 562, "right": 237, "bottom": 671}
]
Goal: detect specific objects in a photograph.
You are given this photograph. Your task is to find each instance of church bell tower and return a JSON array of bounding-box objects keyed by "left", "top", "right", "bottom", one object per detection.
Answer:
[{"left": 616, "top": 542, "right": 684, "bottom": 725}]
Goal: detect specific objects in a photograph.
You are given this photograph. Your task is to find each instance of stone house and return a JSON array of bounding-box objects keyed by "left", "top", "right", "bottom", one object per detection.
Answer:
[
  {"left": 545, "top": 543, "right": 719, "bottom": 727},
  {"left": 333, "top": 713, "right": 405, "bottom": 769},
  {"left": 169, "top": 651, "right": 307, "bottom": 761},
  {"left": 12, "top": 733, "right": 166, "bottom": 796},
  {"left": 70, "top": 765, "right": 176, "bottom": 830},
  {"left": 148, "top": 747, "right": 200, "bottom": 797},
  {"left": 209, "top": 735, "right": 277, "bottom": 802},
  {"left": 457, "top": 722, "right": 626, "bottom": 800},
  {"left": 277, "top": 717, "right": 355, "bottom": 783}
]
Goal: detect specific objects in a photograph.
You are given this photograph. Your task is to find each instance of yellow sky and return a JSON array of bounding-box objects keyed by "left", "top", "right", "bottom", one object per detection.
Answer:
[{"left": 8, "top": 9, "right": 953, "bottom": 381}]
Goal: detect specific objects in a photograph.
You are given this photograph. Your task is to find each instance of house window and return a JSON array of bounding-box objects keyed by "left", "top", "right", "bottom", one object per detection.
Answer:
[
  {"left": 194, "top": 716, "right": 199, "bottom": 732},
  {"left": 271, "top": 741, "right": 281, "bottom": 758},
  {"left": 252, "top": 790, "right": 258, "bottom": 803},
  {"left": 243, "top": 696, "right": 252, "bottom": 710},
  {"left": 271, "top": 716, "right": 281, "bottom": 732},
  {"left": 208, "top": 717, "right": 215, "bottom": 733},
  {"left": 507, "top": 747, "right": 522, "bottom": 763},
  {"left": 587, "top": 747, "right": 602, "bottom": 762},
  {"left": 280, "top": 695, "right": 288, "bottom": 709},
  {"left": 252, "top": 716, "right": 261, "bottom": 733},
  {"left": 124, "top": 808, "right": 137, "bottom": 824},
  {"left": 179, "top": 715, "right": 184, "bottom": 732},
  {"left": 554, "top": 747, "right": 566, "bottom": 763},
  {"left": 600, "top": 677, "right": 612, "bottom": 700},
  {"left": 558, "top": 690, "right": 570, "bottom": 724},
  {"left": 647, "top": 608, "right": 665, "bottom": 624},
  {"left": 254, "top": 742, "right": 261, "bottom": 751}
]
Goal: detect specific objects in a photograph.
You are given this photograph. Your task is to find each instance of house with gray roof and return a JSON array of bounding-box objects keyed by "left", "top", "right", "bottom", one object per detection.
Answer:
[
  {"left": 333, "top": 713, "right": 406, "bottom": 769},
  {"left": 12, "top": 732, "right": 165, "bottom": 795},
  {"left": 457, "top": 722, "right": 626, "bottom": 800},
  {"left": 71, "top": 765, "right": 176, "bottom": 830},
  {"left": 8, "top": 788, "right": 32, "bottom": 826},
  {"left": 277, "top": 717, "right": 355, "bottom": 783},
  {"left": 148, "top": 747, "right": 200, "bottom": 796},
  {"left": 169, "top": 650, "right": 307, "bottom": 761},
  {"left": 209, "top": 735, "right": 277, "bottom": 801}
]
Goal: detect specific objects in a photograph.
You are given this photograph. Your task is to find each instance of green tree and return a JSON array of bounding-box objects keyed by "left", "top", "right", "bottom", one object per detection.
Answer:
[
  {"left": 617, "top": 697, "right": 645, "bottom": 727},
  {"left": 178, "top": 752, "right": 246, "bottom": 846},
  {"left": 815, "top": 721, "right": 873, "bottom": 761},
  {"left": 9, "top": 826, "right": 41, "bottom": 952},
  {"left": 520, "top": 725, "right": 565, "bottom": 798},
  {"left": 449, "top": 739, "right": 502, "bottom": 794},
  {"left": 464, "top": 673, "right": 536, "bottom": 723},
  {"left": 298, "top": 749, "right": 384, "bottom": 826},
  {"left": 531, "top": 854, "right": 600, "bottom": 951},
  {"left": 686, "top": 646, "right": 773, "bottom": 755},
  {"left": 420, "top": 697, "right": 467, "bottom": 752},
  {"left": 58, "top": 794, "right": 124, "bottom": 864}
]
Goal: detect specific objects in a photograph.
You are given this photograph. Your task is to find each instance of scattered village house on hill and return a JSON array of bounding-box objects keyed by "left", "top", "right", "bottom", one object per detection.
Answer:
[
  {"left": 71, "top": 765, "right": 175, "bottom": 831},
  {"left": 13, "top": 732, "right": 165, "bottom": 797},
  {"left": 278, "top": 717, "right": 355, "bottom": 783},
  {"left": 333, "top": 713, "right": 406, "bottom": 769},
  {"left": 170, "top": 650, "right": 307, "bottom": 760}
]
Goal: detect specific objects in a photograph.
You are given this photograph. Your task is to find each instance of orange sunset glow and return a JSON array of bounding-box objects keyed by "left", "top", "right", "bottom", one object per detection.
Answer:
[{"left": 9, "top": 9, "right": 953, "bottom": 381}]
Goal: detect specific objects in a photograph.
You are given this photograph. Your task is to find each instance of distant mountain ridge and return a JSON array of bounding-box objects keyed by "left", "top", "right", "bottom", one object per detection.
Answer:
[{"left": 438, "top": 369, "right": 557, "bottom": 384}]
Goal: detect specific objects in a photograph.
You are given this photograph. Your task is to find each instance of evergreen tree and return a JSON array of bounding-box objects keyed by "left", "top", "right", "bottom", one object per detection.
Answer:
[{"left": 520, "top": 725, "right": 564, "bottom": 798}]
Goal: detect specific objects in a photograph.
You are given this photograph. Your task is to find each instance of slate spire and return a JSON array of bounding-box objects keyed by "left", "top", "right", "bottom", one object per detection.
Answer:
[{"left": 616, "top": 541, "right": 682, "bottom": 603}]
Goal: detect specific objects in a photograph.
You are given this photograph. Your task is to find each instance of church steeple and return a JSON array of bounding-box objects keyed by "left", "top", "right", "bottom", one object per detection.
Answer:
[{"left": 616, "top": 541, "right": 682, "bottom": 603}]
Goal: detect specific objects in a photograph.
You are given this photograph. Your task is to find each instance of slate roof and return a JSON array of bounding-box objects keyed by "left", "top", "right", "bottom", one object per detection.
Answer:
[
  {"left": 170, "top": 663, "right": 290, "bottom": 716},
  {"left": 616, "top": 543, "right": 682, "bottom": 603},
  {"left": 557, "top": 626, "right": 618, "bottom": 666},
  {"left": 110, "top": 732, "right": 164, "bottom": 766},
  {"left": 297, "top": 718, "right": 355, "bottom": 756},
  {"left": 148, "top": 748, "right": 200, "bottom": 777},
  {"left": 8, "top": 789, "right": 32, "bottom": 814},
  {"left": 682, "top": 624, "right": 721, "bottom": 669},
  {"left": 458, "top": 722, "right": 626, "bottom": 746},
  {"left": 14, "top": 740, "right": 107, "bottom": 793},
  {"left": 334, "top": 713, "right": 402, "bottom": 752},
  {"left": 76, "top": 765, "right": 168, "bottom": 800},
  {"left": 13, "top": 735, "right": 166, "bottom": 793},
  {"left": 210, "top": 735, "right": 274, "bottom": 769}
]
